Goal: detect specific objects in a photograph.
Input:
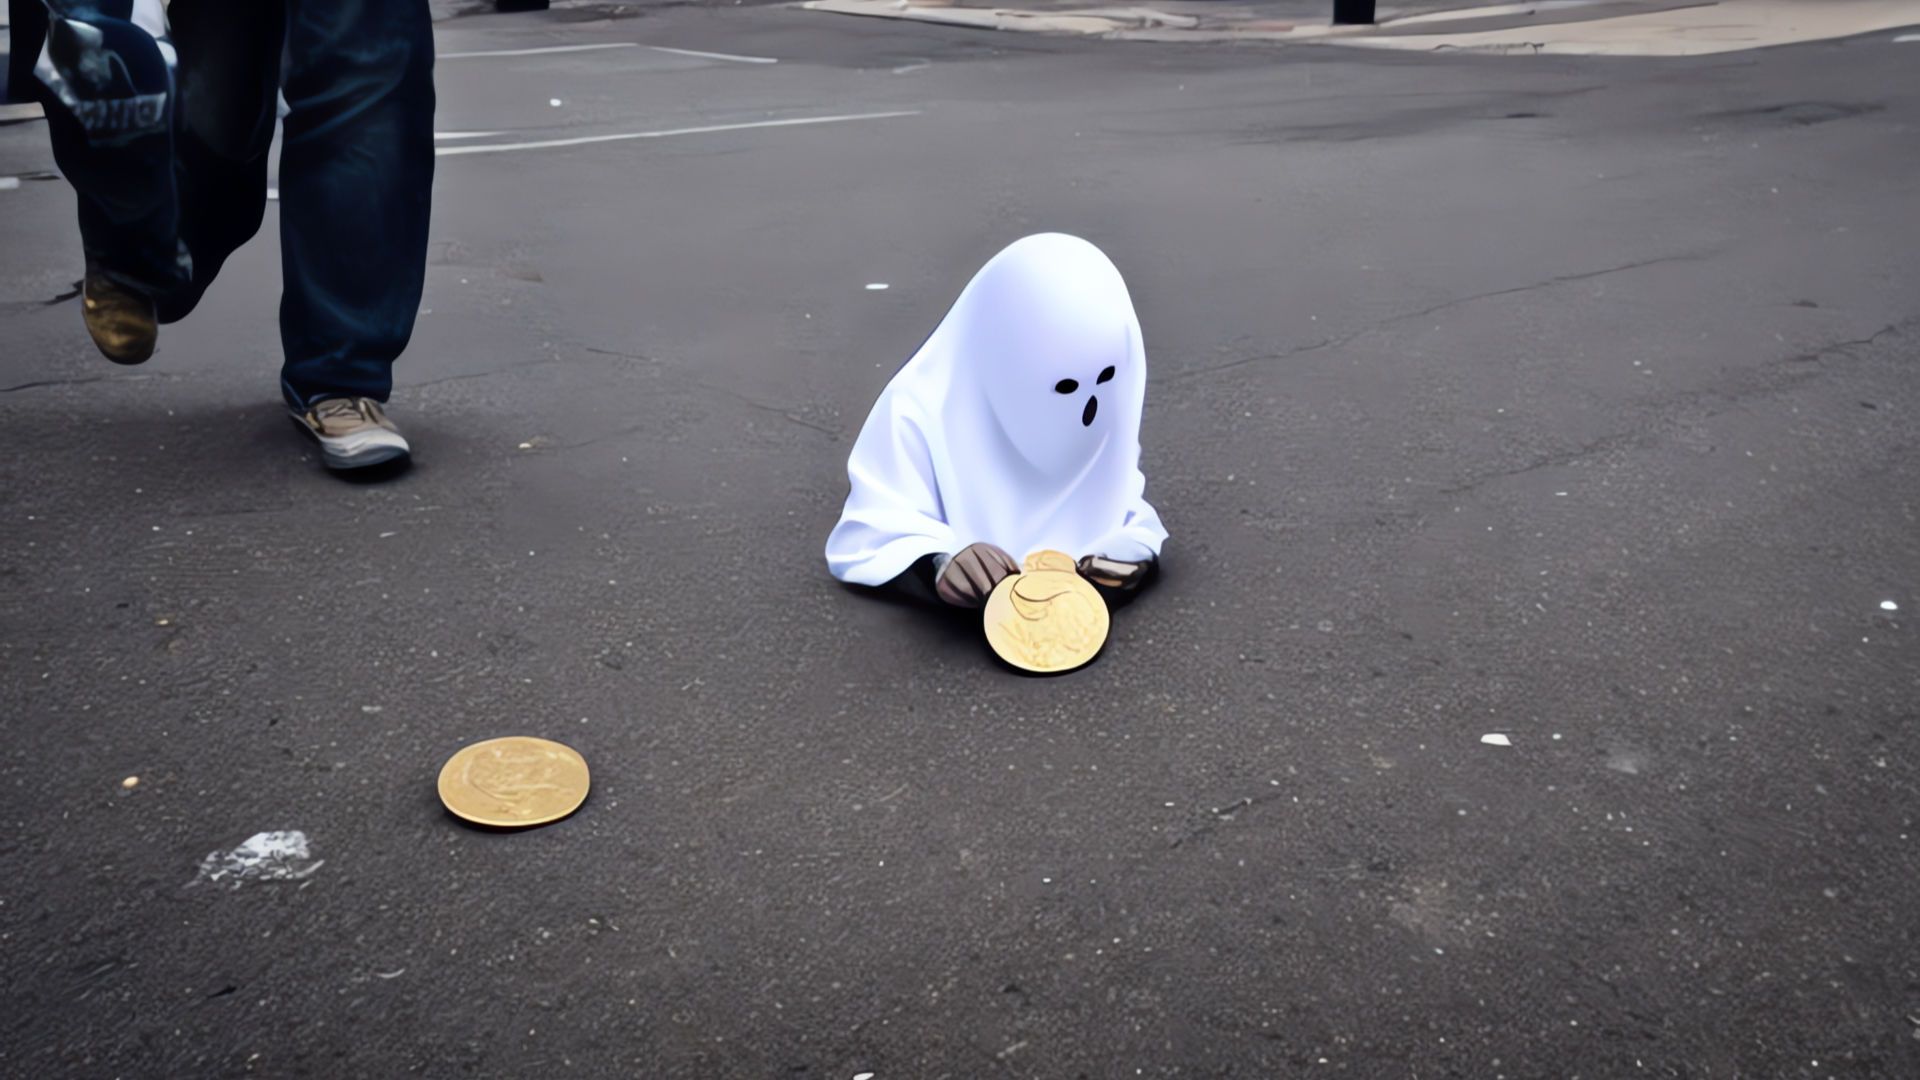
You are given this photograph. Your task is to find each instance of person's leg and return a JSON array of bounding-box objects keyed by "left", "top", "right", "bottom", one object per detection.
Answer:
[
  {"left": 153, "top": 0, "right": 284, "bottom": 325},
  {"left": 276, "top": 0, "right": 435, "bottom": 411},
  {"left": 34, "top": 0, "right": 187, "bottom": 347}
]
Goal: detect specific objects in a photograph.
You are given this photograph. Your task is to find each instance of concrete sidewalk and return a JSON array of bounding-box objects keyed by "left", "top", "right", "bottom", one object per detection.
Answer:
[{"left": 799, "top": 0, "right": 1920, "bottom": 55}]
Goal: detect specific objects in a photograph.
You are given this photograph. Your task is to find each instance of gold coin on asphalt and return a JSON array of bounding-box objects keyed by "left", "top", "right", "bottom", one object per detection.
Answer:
[
  {"left": 983, "top": 566, "right": 1110, "bottom": 674},
  {"left": 437, "top": 736, "right": 591, "bottom": 828},
  {"left": 1023, "top": 549, "right": 1078, "bottom": 574}
]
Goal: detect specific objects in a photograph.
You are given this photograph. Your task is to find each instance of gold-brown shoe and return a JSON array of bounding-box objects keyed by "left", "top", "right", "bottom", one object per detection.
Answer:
[{"left": 81, "top": 270, "right": 158, "bottom": 365}]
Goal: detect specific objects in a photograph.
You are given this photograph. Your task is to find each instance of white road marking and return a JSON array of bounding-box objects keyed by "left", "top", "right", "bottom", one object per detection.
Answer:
[
  {"left": 648, "top": 45, "right": 779, "bottom": 64},
  {"left": 437, "top": 42, "right": 778, "bottom": 63},
  {"left": 0, "top": 177, "right": 20, "bottom": 191},
  {"left": 1896, "top": 33, "right": 1920, "bottom": 42},
  {"left": 435, "top": 131, "right": 507, "bottom": 140},
  {"left": 891, "top": 59, "right": 932, "bottom": 74},
  {"left": 865, "top": 283, "right": 890, "bottom": 290},
  {"left": 435, "top": 110, "right": 921, "bottom": 157},
  {"left": 440, "top": 42, "right": 641, "bottom": 59}
]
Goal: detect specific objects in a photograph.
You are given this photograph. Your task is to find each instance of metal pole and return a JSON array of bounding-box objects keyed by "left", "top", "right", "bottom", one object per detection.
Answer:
[{"left": 1333, "top": 0, "right": 1376, "bottom": 24}]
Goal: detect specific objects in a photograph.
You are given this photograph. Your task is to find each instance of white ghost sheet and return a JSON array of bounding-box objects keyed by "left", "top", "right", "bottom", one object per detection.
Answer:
[{"left": 826, "top": 233, "right": 1168, "bottom": 586}]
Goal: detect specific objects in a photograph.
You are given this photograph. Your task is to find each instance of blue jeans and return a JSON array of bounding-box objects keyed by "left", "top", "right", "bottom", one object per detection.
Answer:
[{"left": 35, "top": 0, "right": 435, "bottom": 408}]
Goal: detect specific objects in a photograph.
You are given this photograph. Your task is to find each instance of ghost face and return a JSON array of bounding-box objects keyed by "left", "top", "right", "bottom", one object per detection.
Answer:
[
  {"left": 1053, "top": 363, "right": 1121, "bottom": 428},
  {"left": 963, "top": 236, "right": 1136, "bottom": 478},
  {"left": 979, "top": 317, "right": 1130, "bottom": 478}
]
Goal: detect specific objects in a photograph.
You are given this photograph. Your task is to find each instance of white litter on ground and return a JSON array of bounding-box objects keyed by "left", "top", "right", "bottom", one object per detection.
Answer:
[
  {"left": 0, "top": 177, "right": 21, "bottom": 191},
  {"left": 1480, "top": 733, "right": 1512, "bottom": 747},
  {"left": 1880, "top": 600, "right": 1899, "bottom": 611},
  {"left": 549, "top": 98, "right": 564, "bottom": 107},
  {"left": 193, "top": 831, "right": 324, "bottom": 889}
]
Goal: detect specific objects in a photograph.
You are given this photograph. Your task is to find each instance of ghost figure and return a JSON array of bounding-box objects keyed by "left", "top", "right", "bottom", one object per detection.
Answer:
[{"left": 826, "top": 233, "right": 1167, "bottom": 606}]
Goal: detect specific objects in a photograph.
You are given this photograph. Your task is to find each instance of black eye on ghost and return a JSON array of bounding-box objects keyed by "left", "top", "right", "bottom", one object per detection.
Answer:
[{"left": 1056, "top": 367, "right": 1117, "bottom": 427}]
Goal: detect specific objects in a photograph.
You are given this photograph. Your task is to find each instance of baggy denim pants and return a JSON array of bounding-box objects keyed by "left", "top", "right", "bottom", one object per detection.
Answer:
[{"left": 34, "top": 0, "right": 435, "bottom": 407}]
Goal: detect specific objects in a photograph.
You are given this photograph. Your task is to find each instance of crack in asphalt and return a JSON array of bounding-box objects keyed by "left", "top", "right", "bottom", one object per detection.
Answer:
[
  {"left": 1161, "top": 248, "right": 1724, "bottom": 384},
  {"left": 405, "top": 356, "right": 566, "bottom": 391},
  {"left": 1166, "top": 791, "right": 1282, "bottom": 849},
  {"left": 581, "top": 343, "right": 841, "bottom": 442},
  {"left": 1434, "top": 321, "right": 1906, "bottom": 496},
  {"left": 0, "top": 372, "right": 170, "bottom": 394},
  {"left": 1437, "top": 428, "right": 1646, "bottom": 495}
]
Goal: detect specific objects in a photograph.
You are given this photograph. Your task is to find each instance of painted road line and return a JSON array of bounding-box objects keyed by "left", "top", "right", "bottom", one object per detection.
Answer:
[
  {"left": 435, "top": 131, "right": 508, "bottom": 140},
  {"left": 647, "top": 45, "right": 779, "bottom": 64},
  {"left": 439, "top": 42, "right": 778, "bottom": 64},
  {"left": 434, "top": 110, "right": 921, "bottom": 157},
  {"left": 440, "top": 42, "right": 641, "bottom": 59}
]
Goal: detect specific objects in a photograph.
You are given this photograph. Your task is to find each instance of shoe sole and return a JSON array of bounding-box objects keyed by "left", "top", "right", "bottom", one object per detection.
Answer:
[
  {"left": 93, "top": 338, "right": 156, "bottom": 365},
  {"left": 290, "top": 414, "right": 412, "bottom": 470}
]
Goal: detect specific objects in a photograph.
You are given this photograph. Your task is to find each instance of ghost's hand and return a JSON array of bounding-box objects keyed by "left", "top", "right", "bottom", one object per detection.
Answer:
[
  {"left": 935, "top": 543, "right": 1019, "bottom": 608},
  {"left": 1077, "top": 554, "right": 1151, "bottom": 591}
]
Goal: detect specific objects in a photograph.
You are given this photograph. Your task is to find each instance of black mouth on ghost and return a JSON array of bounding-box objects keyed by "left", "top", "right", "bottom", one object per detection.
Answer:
[{"left": 1082, "top": 395, "right": 1098, "bottom": 427}]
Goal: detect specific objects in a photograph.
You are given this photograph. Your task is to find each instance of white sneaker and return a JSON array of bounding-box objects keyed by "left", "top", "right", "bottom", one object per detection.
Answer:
[{"left": 291, "top": 397, "right": 411, "bottom": 470}]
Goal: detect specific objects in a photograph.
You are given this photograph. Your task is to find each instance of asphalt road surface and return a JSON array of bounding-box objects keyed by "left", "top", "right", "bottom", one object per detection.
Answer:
[{"left": 3, "top": 5, "right": 1918, "bottom": 1078}]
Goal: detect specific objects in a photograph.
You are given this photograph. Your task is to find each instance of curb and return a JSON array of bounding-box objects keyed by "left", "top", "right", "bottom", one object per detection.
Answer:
[{"left": 798, "top": 0, "right": 1920, "bottom": 56}]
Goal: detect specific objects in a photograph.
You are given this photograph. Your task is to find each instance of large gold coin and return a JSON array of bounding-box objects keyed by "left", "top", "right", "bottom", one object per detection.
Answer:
[
  {"left": 437, "top": 736, "right": 591, "bottom": 828},
  {"left": 1023, "top": 549, "right": 1079, "bottom": 574},
  {"left": 983, "top": 566, "right": 1110, "bottom": 674}
]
